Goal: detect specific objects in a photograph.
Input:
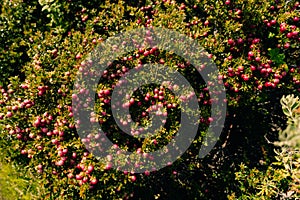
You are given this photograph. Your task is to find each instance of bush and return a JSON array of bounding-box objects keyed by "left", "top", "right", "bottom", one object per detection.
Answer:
[
  {"left": 229, "top": 94, "right": 300, "bottom": 199},
  {"left": 0, "top": 0, "right": 299, "bottom": 199}
]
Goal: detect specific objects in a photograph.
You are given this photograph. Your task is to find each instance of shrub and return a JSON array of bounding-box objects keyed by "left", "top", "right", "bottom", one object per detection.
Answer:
[{"left": 229, "top": 94, "right": 300, "bottom": 199}]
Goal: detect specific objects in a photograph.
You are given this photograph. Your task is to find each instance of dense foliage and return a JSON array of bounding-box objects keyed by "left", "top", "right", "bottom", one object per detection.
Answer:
[
  {"left": 230, "top": 95, "right": 300, "bottom": 200},
  {"left": 0, "top": 0, "right": 299, "bottom": 199}
]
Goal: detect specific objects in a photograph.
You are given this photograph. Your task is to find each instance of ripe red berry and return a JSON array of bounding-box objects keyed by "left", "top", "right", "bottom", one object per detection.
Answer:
[
  {"left": 248, "top": 51, "right": 254, "bottom": 57},
  {"left": 228, "top": 38, "right": 235, "bottom": 46},
  {"left": 237, "top": 38, "right": 243, "bottom": 44},
  {"left": 280, "top": 26, "right": 286, "bottom": 33},
  {"left": 6, "top": 111, "right": 13, "bottom": 118},
  {"left": 130, "top": 175, "right": 136, "bottom": 182},
  {"left": 103, "top": 89, "right": 110, "bottom": 95},
  {"left": 284, "top": 43, "right": 290, "bottom": 49},
  {"left": 76, "top": 53, "right": 82, "bottom": 59},
  {"left": 237, "top": 66, "right": 244, "bottom": 71},
  {"left": 252, "top": 38, "right": 260, "bottom": 44},
  {"left": 270, "top": 20, "right": 276, "bottom": 25},
  {"left": 287, "top": 32, "right": 293, "bottom": 38},
  {"left": 87, "top": 165, "right": 94, "bottom": 173},
  {"left": 90, "top": 178, "right": 98, "bottom": 185},
  {"left": 143, "top": 50, "right": 150, "bottom": 56},
  {"left": 242, "top": 75, "right": 249, "bottom": 81},
  {"left": 292, "top": 31, "right": 298, "bottom": 37}
]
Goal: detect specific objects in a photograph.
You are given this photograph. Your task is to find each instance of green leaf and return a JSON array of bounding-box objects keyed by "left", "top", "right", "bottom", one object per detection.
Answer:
[
  {"left": 42, "top": 5, "right": 50, "bottom": 12},
  {"left": 268, "top": 32, "right": 275, "bottom": 38},
  {"left": 268, "top": 48, "right": 286, "bottom": 65},
  {"left": 283, "top": 108, "right": 290, "bottom": 116}
]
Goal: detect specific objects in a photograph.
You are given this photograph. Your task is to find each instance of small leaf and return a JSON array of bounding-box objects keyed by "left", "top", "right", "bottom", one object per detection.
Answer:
[
  {"left": 268, "top": 32, "right": 275, "bottom": 38},
  {"left": 42, "top": 5, "right": 50, "bottom": 12}
]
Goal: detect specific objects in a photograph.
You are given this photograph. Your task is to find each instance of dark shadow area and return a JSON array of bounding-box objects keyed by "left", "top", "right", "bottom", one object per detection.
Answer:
[{"left": 128, "top": 89, "right": 288, "bottom": 199}]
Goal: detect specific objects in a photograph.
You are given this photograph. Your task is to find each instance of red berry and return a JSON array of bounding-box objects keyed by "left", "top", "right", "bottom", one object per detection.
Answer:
[
  {"left": 6, "top": 111, "right": 13, "bottom": 118},
  {"left": 280, "top": 26, "right": 286, "bottom": 33},
  {"left": 284, "top": 43, "right": 290, "bottom": 49},
  {"left": 90, "top": 178, "right": 98, "bottom": 185},
  {"left": 237, "top": 38, "right": 243, "bottom": 44},
  {"left": 228, "top": 39, "right": 235, "bottom": 46},
  {"left": 287, "top": 32, "right": 293, "bottom": 38},
  {"left": 270, "top": 20, "right": 276, "bottom": 25},
  {"left": 130, "top": 175, "right": 136, "bottom": 182},
  {"left": 237, "top": 66, "right": 244, "bottom": 71},
  {"left": 143, "top": 50, "right": 150, "bottom": 56},
  {"left": 292, "top": 31, "right": 298, "bottom": 37},
  {"left": 242, "top": 75, "right": 249, "bottom": 81},
  {"left": 290, "top": 25, "right": 297, "bottom": 30},
  {"left": 103, "top": 89, "right": 110, "bottom": 95},
  {"left": 76, "top": 53, "right": 82, "bottom": 59},
  {"left": 67, "top": 173, "right": 74, "bottom": 179},
  {"left": 252, "top": 38, "right": 260, "bottom": 44},
  {"left": 225, "top": 0, "right": 230, "bottom": 5},
  {"left": 87, "top": 165, "right": 94, "bottom": 173}
]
